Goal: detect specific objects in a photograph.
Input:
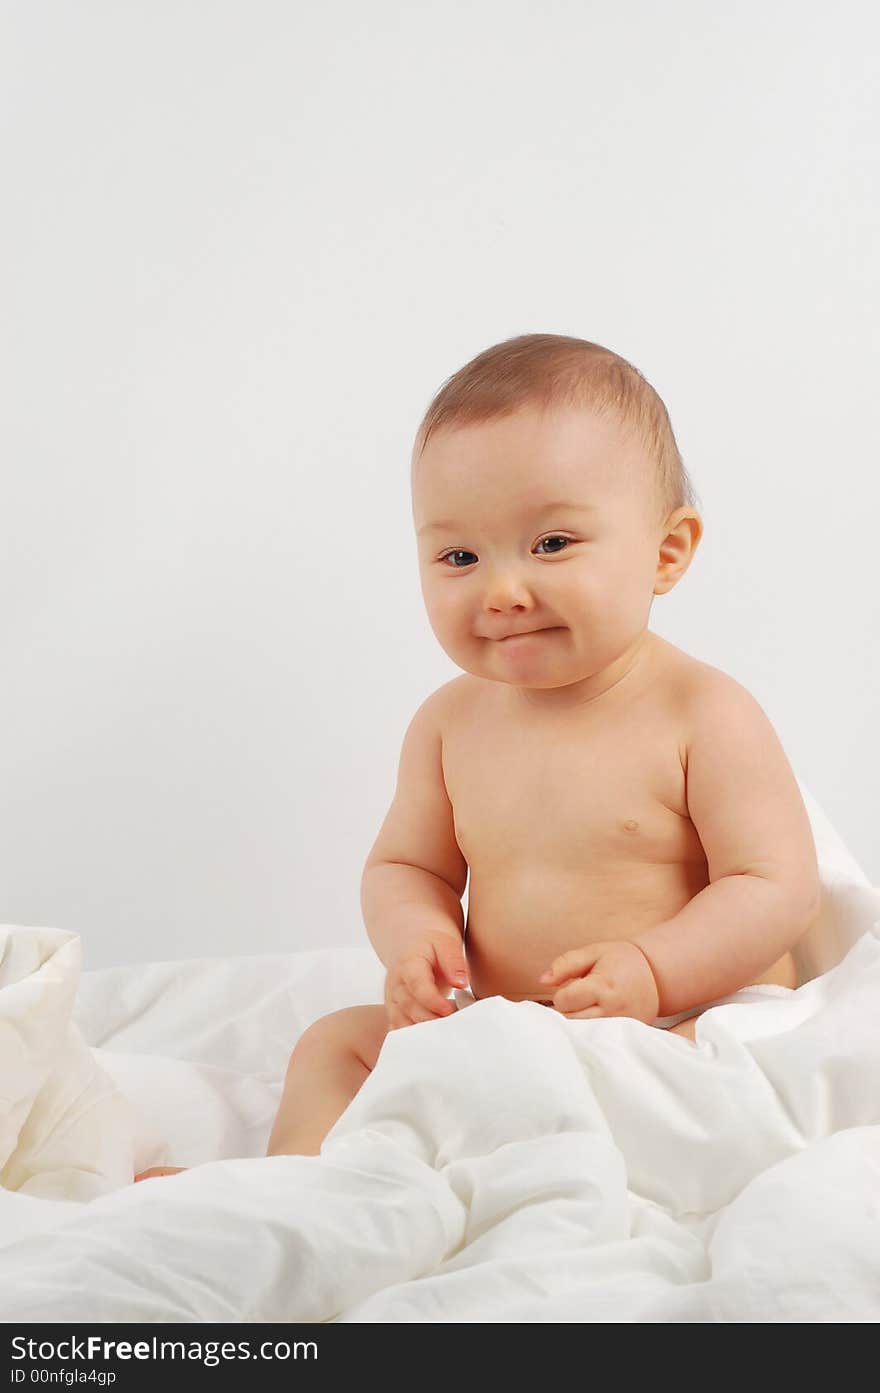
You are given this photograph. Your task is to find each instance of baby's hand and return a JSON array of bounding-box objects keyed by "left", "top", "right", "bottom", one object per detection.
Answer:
[
  {"left": 384, "top": 930, "right": 469, "bottom": 1030},
  {"left": 539, "top": 941, "right": 659, "bottom": 1024}
]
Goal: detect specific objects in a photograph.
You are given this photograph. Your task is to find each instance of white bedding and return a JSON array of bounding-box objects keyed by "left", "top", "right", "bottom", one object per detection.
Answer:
[{"left": 1, "top": 782, "right": 879, "bottom": 1322}]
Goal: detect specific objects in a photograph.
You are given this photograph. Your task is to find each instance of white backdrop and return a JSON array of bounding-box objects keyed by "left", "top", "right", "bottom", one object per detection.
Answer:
[{"left": 1, "top": 1, "right": 877, "bottom": 970}]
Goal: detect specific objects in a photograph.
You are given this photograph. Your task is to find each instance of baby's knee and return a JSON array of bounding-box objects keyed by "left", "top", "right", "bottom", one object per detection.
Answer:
[{"left": 289, "top": 1004, "right": 389, "bottom": 1071}]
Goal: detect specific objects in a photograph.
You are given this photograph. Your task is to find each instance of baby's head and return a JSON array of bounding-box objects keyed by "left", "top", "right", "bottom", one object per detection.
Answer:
[{"left": 411, "top": 333, "right": 703, "bottom": 703}]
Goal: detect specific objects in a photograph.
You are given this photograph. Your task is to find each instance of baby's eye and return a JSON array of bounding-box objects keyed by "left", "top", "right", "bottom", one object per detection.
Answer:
[
  {"left": 438, "top": 550, "right": 477, "bottom": 568},
  {"left": 534, "top": 535, "right": 572, "bottom": 555}
]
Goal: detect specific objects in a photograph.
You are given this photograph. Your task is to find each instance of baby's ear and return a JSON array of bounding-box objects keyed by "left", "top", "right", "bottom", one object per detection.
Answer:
[{"left": 654, "top": 510, "right": 702, "bottom": 595}]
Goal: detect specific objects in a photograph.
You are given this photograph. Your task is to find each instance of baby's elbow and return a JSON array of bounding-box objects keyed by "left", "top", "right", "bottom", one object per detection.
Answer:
[{"left": 786, "top": 863, "right": 822, "bottom": 937}]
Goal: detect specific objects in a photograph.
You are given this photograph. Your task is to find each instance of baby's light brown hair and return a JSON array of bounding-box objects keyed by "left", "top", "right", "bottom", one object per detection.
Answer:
[{"left": 412, "top": 333, "right": 699, "bottom": 527}]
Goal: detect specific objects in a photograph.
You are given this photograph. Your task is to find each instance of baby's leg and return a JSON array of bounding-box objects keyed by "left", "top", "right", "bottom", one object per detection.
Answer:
[
  {"left": 135, "top": 1005, "right": 391, "bottom": 1181},
  {"left": 754, "top": 948, "right": 798, "bottom": 989},
  {"left": 665, "top": 1017, "right": 698, "bottom": 1043},
  {"left": 266, "top": 1004, "right": 391, "bottom": 1157}
]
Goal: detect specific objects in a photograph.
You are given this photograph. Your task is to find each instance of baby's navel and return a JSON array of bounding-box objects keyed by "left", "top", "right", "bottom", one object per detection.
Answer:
[{"left": 623, "top": 819, "right": 639, "bottom": 832}]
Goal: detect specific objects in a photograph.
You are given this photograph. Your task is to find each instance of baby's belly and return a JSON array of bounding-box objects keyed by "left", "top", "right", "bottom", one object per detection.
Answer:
[{"left": 464, "top": 860, "right": 711, "bottom": 1003}]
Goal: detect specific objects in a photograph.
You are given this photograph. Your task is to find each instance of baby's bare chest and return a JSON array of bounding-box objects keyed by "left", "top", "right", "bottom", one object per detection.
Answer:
[{"left": 441, "top": 694, "right": 705, "bottom": 874}]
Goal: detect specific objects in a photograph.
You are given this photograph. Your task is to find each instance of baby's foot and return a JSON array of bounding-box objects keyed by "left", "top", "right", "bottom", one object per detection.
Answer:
[{"left": 133, "top": 1166, "right": 187, "bottom": 1183}]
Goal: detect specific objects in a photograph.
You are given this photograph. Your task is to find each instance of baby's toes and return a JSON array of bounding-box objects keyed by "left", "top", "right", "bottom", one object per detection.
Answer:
[{"left": 133, "top": 1166, "right": 187, "bottom": 1183}]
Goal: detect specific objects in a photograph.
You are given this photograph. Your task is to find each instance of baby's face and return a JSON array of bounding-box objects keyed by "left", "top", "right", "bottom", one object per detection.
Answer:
[{"left": 412, "top": 403, "right": 668, "bottom": 696}]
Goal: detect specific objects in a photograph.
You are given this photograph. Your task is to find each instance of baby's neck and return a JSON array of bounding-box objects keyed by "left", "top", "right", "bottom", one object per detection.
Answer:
[{"left": 510, "top": 630, "right": 657, "bottom": 714}]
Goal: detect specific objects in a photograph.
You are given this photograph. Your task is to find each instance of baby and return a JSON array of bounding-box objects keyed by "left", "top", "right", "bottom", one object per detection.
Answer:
[{"left": 136, "top": 333, "right": 820, "bottom": 1178}]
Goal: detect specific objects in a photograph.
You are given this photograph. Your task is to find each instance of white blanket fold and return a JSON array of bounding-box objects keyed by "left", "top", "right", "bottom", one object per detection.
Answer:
[{"left": 0, "top": 929, "right": 135, "bottom": 1205}]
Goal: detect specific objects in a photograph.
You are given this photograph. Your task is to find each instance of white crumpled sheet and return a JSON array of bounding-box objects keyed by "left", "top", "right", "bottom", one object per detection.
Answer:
[{"left": 0, "top": 783, "right": 878, "bottom": 1322}]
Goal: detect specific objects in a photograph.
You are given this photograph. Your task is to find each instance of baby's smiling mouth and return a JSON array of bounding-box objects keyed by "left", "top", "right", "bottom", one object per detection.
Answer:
[{"left": 496, "top": 626, "right": 562, "bottom": 641}]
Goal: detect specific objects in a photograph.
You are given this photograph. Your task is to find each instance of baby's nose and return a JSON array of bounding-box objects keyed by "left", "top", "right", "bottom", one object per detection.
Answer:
[{"left": 484, "top": 583, "right": 534, "bottom": 611}]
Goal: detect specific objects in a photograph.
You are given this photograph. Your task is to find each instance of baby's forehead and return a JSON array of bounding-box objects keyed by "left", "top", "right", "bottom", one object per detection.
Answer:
[
  {"left": 416, "top": 409, "right": 647, "bottom": 484},
  {"left": 413, "top": 469, "right": 645, "bottom": 517},
  {"left": 412, "top": 407, "right": 658, "bottom": 525}
]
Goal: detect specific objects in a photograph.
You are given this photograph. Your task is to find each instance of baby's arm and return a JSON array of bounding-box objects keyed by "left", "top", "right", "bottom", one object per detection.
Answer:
[
  {"left": 632, "top": 671, "right": 820, "bottom": 1018},
  {"left": 361, "top": 686, "right": 469, "bottom": 1011}
]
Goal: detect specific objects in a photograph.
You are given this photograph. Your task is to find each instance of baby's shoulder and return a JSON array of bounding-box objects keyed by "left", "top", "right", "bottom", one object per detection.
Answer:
[
  {"left": 644, "top": 638, "right": 770, "bottom": 756},
  {"left": 658, "top": 642, "right": 771, "bottom": 742},
  {"left": 419, "top": 675, "right": 492, "bottom": 747},
  {"left": 428, "top": 674, "right": 481, "bottom": 727}
]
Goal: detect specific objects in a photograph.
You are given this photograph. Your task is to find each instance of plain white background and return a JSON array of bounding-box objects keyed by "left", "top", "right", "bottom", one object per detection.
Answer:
[{"left": 1, "top": 2, "right": 877, "bottom": 969}]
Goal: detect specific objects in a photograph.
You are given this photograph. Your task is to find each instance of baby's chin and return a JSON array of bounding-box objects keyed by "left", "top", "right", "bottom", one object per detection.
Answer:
[{"left": 457, "top": 641, "right": 579, "bottom": 689}]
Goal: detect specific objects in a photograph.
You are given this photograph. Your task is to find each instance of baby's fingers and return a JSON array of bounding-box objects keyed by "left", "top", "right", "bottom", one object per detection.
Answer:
[
  {"left": 553, "top": 976, "right": 601, "bottom": 1014},
  {"left": 388, "top": 993, "right": 451, "bottom": 1029},
  {"left": 539, "top": 944, "right": 602, "bottom": 986},
  {"left": 402, "top": 957, "right": 455, "bottom": 1016}
]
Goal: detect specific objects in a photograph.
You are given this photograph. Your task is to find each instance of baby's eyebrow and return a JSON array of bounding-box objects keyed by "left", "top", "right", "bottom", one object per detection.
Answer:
[{"left": 417, "top": 501, "right": 598, "bottom": 536}]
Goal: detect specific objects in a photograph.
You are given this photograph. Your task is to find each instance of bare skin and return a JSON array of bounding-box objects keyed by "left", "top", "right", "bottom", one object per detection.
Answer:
[{"left": 136, "top": 404, "right": 804, "bottom": 1179}]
